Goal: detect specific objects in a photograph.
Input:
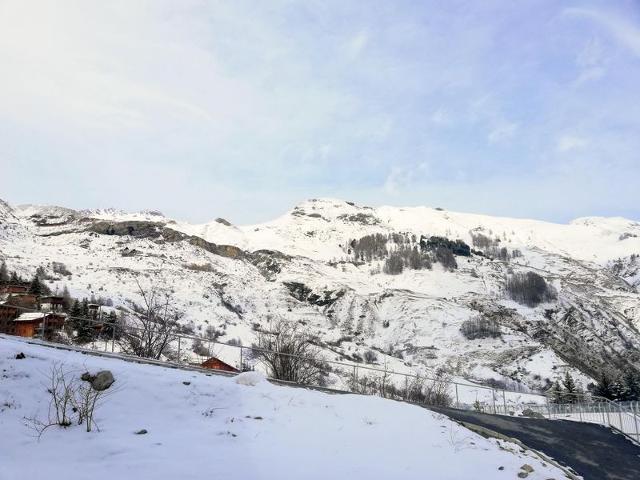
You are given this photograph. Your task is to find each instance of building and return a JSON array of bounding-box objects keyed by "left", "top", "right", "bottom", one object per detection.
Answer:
[
  {"left": 0, "top": 304, "right": 19, "bottom": 335},
  {"left": 39, "top": 296, "right": 65, "bottom": 312},
  {"left": 201, "top": 356, "right": 239, "bottom": 373},
  {"left": 0, "top": 285, "right": 29, "bottom": 295},
  {"left": 13, "top": 312, "right": 66, "bottom": 338}
]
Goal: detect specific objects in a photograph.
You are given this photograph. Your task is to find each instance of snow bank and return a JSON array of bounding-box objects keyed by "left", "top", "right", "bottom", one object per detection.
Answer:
[
  {"left": 234, "top": 370, "right": 266, "bottom": 386},
  {"left": 0, "top": 336, "right": 567, "bottom": 480}
]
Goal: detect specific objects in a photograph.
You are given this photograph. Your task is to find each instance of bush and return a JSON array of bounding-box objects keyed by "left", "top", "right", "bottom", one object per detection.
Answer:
[
  {"left": 435, "top": 246, "right": 457, "bottom": 270},
  {"left": 363, "top": 350, "right": 378, "bottom": 364},
  {"left": 252, "top": 320, "right": 325, "bottom": 385},
  {"left": 383, "top": 253, "right": 404, "bottom": 275},
  {"left": 460, "top": 317, "right": 501, "bottom": 340},
  {"left": 505, "top": 272, "right": 556, "bottom": 307}
]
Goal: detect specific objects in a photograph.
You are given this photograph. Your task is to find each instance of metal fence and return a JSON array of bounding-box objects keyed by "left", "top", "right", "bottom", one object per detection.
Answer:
[
  {"left": 7, "top": 304, "right": 543, "bottom": 414},
  {"left": 521, "top": 393, "right": 640, "bottom": 444}
]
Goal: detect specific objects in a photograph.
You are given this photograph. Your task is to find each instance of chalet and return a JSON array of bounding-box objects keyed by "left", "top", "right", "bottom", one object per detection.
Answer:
[
  {"left": 0, "top": 304, "right": 19, "bottom": 335},
  {"left": 0, "top": 285, "right": 29, "bottom": 295},
  {"left": 201, "top": 356, "right": 239, "bottom": 373},
  {"left": 88, "top": 303, "right": 101, "bottom": 319},
  {"left": 13, "top": 312, "right": 66, "bottom": 338},
  {"left": 39, "top": 296, "right": 65, "bottom": 312},
  {"left": 5, "top": 293, "right": 39, "bottom": 310}
]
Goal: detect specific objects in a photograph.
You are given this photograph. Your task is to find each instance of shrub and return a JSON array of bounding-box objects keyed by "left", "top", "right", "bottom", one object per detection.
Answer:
[
  {"left": 435, "top": 246, "right": 457, "bottom": 270},
  {"left": 383, "top": 253, "right": 404, "bottom": 275},
  {"left": 460, "top": 317, "right": 501, "bottom": 340},
  {"left": 364, "top": 350, "right": 378, "bottom": 364},
  {"left": 251, "top": 320, "right": 325, "bottom": 385},
  {"left": 505, "top": 272, "right": 557, "bottom": 307}
]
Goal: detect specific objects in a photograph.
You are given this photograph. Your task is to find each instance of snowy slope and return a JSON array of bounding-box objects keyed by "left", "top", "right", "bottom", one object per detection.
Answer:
[
  {"left": 0, "top": 336, "right": 569, "bottom": 480},
  {"left": 1, "top": 197, "right": 639, "bottom": 394}
]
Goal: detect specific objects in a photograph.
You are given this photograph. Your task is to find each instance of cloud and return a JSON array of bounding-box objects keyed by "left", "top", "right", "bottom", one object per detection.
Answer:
[
  {"left": 557, "top": 135, "right": 589, "bottom": 153},
  {"left": 346, "top": 31, "right": 369, "bottom": 59},
  {"left": 488, "top": 122, "right": 518, "bottom": 145},
  {"left": 565, "top": 7, "right": 640, "bottom": 57}
]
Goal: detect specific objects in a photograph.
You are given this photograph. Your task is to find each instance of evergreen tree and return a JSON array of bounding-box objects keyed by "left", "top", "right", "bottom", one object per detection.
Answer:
[
  {"left": 61, "top": 285, "right": 72, "bottom": 311},
  {"left": 594, "top": 372, "right": 616, "bottom": 400},
  {"left": 9, "top": 271, "right": 20, "bottom": 284},
  {"left": 548, "top": 380, "right": 563, "bottom": 403},
  {"left": 0, "top": 261, "right": 8, "bottom": 284},
  {"left": 622, "top": 370, "right": 640, "bottom": 401},
  {"left": 28, "top": 275, "right": 49, "bottom": 296},
  {"left": 70, "top": 299, "right": 94, "bottom": 344},
  {"left": 562, "top": 372, "right": 578, "bottom": 403}
]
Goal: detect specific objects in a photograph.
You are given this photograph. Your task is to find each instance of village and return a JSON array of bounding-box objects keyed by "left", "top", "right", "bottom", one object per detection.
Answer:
[{"left": 0, "top": 261, "right": 240, "bottom": 373}]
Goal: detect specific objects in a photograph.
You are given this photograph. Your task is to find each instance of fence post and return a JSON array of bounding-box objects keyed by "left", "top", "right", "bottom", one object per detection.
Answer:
[
  {"left": 455, "top": 384, "right": 459, "bottom": 408},
  {"left": 492, "top": 389, "right": 497, "bottom": 414},
  {"left": 111, "top": 321, "right": 116, "bottom": 352},
  {"left": 502, "top": 390, "right": 507, "bottom": 415},
  {"left": 618, "top": 406, "right": 624, "bottom": 433},
  {"left": 634, "top": 409, "right": 639, "bottom": 442},
  {"left": 239, "top": 346, "right": 243, "bottom": 372},
  {"left": 177, "top": 336, "right": 181, "bottom": 363},
  {"left": 404, "top": 375, "right": 408, "bottom": 401},
  {"left": 42, "top": 317, "right": 47, "bottom": 340}
]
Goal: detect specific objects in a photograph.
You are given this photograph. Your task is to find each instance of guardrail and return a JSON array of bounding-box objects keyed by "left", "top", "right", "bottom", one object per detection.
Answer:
[
  {"left": 524, "top": 393, "right": 640, "bottom": 444},
  {"left": 4, "top": 303, "right": 543, "bottom": 413}
]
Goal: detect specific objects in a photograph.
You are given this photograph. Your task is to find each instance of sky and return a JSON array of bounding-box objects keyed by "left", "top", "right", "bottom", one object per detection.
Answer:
[{"left": 1, "top": 0, "right": 639, "bottom": 225}]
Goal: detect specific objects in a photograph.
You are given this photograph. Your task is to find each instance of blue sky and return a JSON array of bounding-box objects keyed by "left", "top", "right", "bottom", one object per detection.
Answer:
[{"left": 1, "top": 0, "right": 639, "bottom": 224}]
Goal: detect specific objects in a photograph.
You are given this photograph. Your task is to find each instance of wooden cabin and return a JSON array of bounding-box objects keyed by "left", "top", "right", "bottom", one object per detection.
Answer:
[
  {"left": 5, "top": 293, "right": 39, "bottom": 310},
  {"left": 201, "top": 356, "right": 239, "bottom": 373},
  {"left": 39, "top": 296, "right": 65, "bottom": 312},
  {"left": 13, "top": 312, "right": 66, "bottom": 338},
  {"left": 0, "top": 285, "right": 29, "bottom": 295},
  {"left": 0, "top": 304, "right": 19, "bottom": 335}
]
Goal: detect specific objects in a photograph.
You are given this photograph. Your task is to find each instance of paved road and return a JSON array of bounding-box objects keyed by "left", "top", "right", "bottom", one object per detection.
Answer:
[{"left": 430, "top": 406, "right": 640, "bottom": 480}]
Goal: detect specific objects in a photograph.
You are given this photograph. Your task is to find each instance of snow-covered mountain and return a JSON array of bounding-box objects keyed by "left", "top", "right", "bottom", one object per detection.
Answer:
[{"left": 1, "top": 197, "right": 639, "bottom": 392}]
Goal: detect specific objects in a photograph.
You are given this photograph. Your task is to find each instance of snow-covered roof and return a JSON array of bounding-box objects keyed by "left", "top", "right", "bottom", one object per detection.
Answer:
[
  {"left": 15, "top": 312, "right": 47, "bottom": 322},
  {"left": 14, "top": 312, "right": 66, "bottom": 322}
]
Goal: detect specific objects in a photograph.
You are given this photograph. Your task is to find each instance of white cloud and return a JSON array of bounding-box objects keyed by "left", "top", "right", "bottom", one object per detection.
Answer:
[
  {"left": 565, "top": 8, "right": 640, "bottom": 58},
  {"left": 557, "top": 135, "right": 589, "bottom": 153},
  {"left": 488, "top": 122, "right": 517, "bottom": 145},
  {"left": 347, "top": 31, "right": 369, "bottom": 59}
]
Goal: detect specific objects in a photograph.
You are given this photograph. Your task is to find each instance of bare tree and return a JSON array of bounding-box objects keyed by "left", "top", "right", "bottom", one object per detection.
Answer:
[
  {"left": 252, "top": 320, "right": 325, "bottom": 385},
  {"left": 119, "top": 280, "right": 182, "bottom": 360}
]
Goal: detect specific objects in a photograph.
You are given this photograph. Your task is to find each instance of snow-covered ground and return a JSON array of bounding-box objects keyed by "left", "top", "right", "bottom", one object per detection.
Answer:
[{"left": 0, "top": 335, "right": 569, "bottom": 480}]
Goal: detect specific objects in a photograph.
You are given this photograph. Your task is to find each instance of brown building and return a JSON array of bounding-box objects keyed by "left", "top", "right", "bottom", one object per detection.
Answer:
[
  {"left": 0, "top": 304, "right": 19, "bottom": 335},
  {"left": 39, "top": 296, "right": 65, "bottom": 312},
  {"left": 201, "top": 357, "right": 239, "bottom": 373},
  {"left": 13, "top": 312, "right": 66, "bottom": 338},
  {"left": 0, "top": 285, "right": 29, "bottom": 295},
  {"left": 5, "top": 293, "right": 39, "bottom": 310}
]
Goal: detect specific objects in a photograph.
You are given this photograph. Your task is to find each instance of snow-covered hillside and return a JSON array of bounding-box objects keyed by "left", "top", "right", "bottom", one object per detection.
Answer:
[
  {"left": 0, "top": 336, "right": 569, "bottom": 480},
  {"left": 1, "top": 197, "right": 639, "bottom": 393}
]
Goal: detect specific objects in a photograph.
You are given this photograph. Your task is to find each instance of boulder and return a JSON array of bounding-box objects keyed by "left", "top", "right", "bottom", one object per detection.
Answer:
[{"left": 81, "top": 370, "right": 115, "bottom": 391}]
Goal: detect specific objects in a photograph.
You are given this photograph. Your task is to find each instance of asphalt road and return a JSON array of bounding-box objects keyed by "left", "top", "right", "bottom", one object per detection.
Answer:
[{"left": 430, "top": 406, "right": 640, "bottom": 480}]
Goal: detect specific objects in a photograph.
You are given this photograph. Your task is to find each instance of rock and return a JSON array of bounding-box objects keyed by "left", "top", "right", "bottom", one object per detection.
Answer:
[
  {"left": 15, "top": 353, "right": 25, "bottom": 359},
  {"left": 135, "top": 429, "right": 148, "bottom": 435},
  {"left": 517, "top": 473, "right": 528, "bottom": 479},
  {"left": 521, "top": 408, "right": 545, "bottom": 419},
  {"left": 182, "top": 381, "right": 191, "bottom": 385},
  {"left": 81, "top": 370, "right": 115, "bottom": 391},
  {"left": 521, "top": 464, "right": 534, "bottom": 473},
  {"left": 498, "top": 466, "right": 504, "bottom": 470},
  {"left": 234, "top": 371, "right": 266, "bottom": 386}
]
